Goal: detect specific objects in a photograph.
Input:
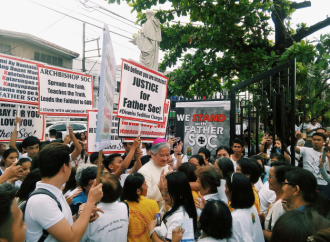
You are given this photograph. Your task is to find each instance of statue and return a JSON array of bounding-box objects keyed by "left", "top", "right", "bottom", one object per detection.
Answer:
[{"left": 130, "top": 10, "right": 162, "bottom": 71}]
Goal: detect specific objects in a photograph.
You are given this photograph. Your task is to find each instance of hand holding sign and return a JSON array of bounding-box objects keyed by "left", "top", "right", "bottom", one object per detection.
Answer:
[{"left": 132, "top": 135, "right": 141, "bottom": 150}]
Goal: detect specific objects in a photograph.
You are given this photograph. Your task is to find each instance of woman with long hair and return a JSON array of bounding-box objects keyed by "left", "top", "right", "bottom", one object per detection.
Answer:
[
  {"left": 13, "top": 158, "right": 32, "bottom": 187},
  {"left": 150, "top": 172, "right": 198, "bottom": 242},
  {"left": 122, "top": 173, "right": 159, "bottom": 242},
  {"left": 0, "top": 148, "right": 19, "bottom": 175},
  {"left": 225, "top": 172, "right": 264, "bottom": 242}
]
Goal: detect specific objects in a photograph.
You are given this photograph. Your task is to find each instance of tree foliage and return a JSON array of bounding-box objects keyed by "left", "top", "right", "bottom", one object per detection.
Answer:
[{"left": 111, "top": 0, "right": 330, "bottom": 115}]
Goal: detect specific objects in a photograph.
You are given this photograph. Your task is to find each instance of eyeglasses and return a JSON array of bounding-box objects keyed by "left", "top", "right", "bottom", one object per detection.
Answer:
[
  {"left": 268, "top": 175, "right": 276, "bottom": 179},
  {"left": 281, "top": 182, "right": 296, "bottom": 187}
]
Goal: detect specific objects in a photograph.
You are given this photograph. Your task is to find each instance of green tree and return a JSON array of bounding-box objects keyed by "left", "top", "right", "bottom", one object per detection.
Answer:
[{"left": 113, "top": 0, "right": 330, "bottom": 100}]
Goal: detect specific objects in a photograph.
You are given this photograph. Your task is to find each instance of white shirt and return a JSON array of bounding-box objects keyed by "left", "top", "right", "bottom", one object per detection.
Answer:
[
  {"left": 230, "top": 155, "right": 238, "bottom": 171},
  {"left": 229, "top": 206, "right": 265, "bottom": 242},
  {"left": 300, "top": 147, "right": 329, "bottom": 185},
  {"left": 80, "top": 202, "right": 129, "bottom": 242},
  {"left": 306, "top": 123, "right": 321, "bottom": 137},
  {"left": 155, "top": 206, "right": 186, "bottom": 241},
  {"left": 25, "top": 182, "right": 74, "bottom": 242},
  {"left": 197, "top": 193, "right": 221, "bottom": 217},
  {"left": 198, "top": 236, "right": 227, "bottom": 242},
  {"left": 49, "top": 138, "right": 56, "bottom": 141},
  {"left": 259, "top": 181, "right": 276, "bottom": 214},
  {"left": 119, "top": 173, "right": 130, "bottom": 188},
  {"left": 14, "top": 179, "right": 22, "bottom": 188},
  {"left": 19, "top": 153, "right": 32, "bottom": 161},
  {"left": 254, "top": 178, "right": 263, "bottom": 192},
  {"left": 264, "top": 199, "right": 285, "bottom": 231},
  {"left": 287, "top": 145, "right": 302, "bottom": 167},
  {"left": 138, "top": 159, "right": 169, "bottom": 209},
  {"left": 299, "top": 122, "right": 310, "bottom": 134},
  {"left": 171, "top": 153, "right": 189, "bottom": 165}
]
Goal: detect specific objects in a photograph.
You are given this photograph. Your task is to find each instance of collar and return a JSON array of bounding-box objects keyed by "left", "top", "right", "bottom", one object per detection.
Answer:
[
  {"left": 35, "top": 182, "right": 63, "bottom": 199},
  {"left": 98, "top": 201, "right": 120, "bottom": 209},
  {"left": 204, "top": 193, "right": 220, "bottom": 201},
  {"left": 297, "top": 205, "right": 306, "bottom": 211}
]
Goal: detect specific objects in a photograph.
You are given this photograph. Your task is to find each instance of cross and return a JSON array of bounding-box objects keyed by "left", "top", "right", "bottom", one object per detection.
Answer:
[{"left": 198, "top": 136, "right": 206, "bottom": 145}]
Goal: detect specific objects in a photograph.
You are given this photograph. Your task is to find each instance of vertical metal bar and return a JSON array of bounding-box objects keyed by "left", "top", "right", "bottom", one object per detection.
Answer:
[
  {"left": 240, "top": 102, "right": 244, "bottom": 141},
  {"left": 273, "top": 94, "right": 277, "bottom": 149},
  {"left": 230, "top": 88, "right": 236, "bottom": 147},
  {"left": 280, "top": 93, "right": 286, "bottom": 156},
  {"left": 291, "top": 60, "right": 296, "bottom": 166},
  {"left": 248, "top": 104, "right": 251, "bottom": 157},
  {"left": 82, "top": 22, "right": 86, "bottom": 72},
  {"left": 256, "top": 101, "right": 260, "bottom": 154}
]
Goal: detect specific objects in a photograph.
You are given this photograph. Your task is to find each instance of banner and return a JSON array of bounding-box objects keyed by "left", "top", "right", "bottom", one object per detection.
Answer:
[
  {"left": 0, "top": 54, "right": 41, "bottom": 105},
  {"left": 38, "top": 66, "right": 93, "bottom": 116},
  {"left": 87, "top": 110, "right": 125, "bottom": 154},
  {"left": 95, "top": 24, "right": 117, "bottom": 150},
  {"left": 117, "top": 59, "right": 168, "bottom": 124},
  {"left": 0, "top": 103, "right": 45, "bottom": 141},
  {"left": 118, "top": 99, "right": 170, "bottom": 139},
  {"left": 175, "top": 101, "right": 230, "bottom": 158}
]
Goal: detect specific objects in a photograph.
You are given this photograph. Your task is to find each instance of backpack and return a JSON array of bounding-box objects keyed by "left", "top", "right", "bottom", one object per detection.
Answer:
[{"left": 21, "top": 188, "right": 62, "bottom": 242}]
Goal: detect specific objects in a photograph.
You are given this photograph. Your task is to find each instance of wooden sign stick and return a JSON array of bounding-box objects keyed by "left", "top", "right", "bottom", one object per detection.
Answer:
[{"left": 96, "top": 149, "right": 103, "bottom": 185}]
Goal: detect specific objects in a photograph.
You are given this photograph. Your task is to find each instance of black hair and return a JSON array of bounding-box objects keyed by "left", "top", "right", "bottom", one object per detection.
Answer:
[
  {"left": 270, "top": 153, "right": 285, "bottom": 161},
  {"left": 225, "top": 172, "right": 255, "bottom": 209},
  {"left": 79, "top": 166, "right": 97, "bottom": 190},
  {"left": 316, "top": 128, "right": 326, "bottom": 133},
  {"left": 146, "top": 143, "right": 152, "bottom": 151},
  {"left": 285, "top": 168, "right": 329, "bottom": 217},
  {"left": 90, "top": 152, "right": 106, "bottom": 165},
  {"left": 37, "top": 143, "right": 70, "bottom": 178},
  {"left": 49, "top": 129, "right": 57, "bottom": 136},
  {"left": 30, "top": 156, "right": 39, "bottom": 171},
  {"left": 18, "top": 158, "right": 31, "bottom": 166},
  {"left": 198, "top": 147, "right": 211, "bottom": 161},
  {"left": 251, "top": 155, "right": 266, "bottom": 180},
  {"left": 103, "top": 153, "right": 121, "bottom": 172},
  {"left": 270, "top": 161, "right": 293, "bottom": 184},
  {"left": 100, "top": 173, "right": 122, "bottom": 203},
  {"left": 0, "top": 183, "right": 17, "bottom": 242},
  {"left": 173, "top": 141, "right": 180, "bottom": 148},
  {"left": 200, "top": 201, "right": 232, "bottom": 240},
  {"left": 244, "top": 129, "right": 254, "bottom": 134},
  {"left": 189, "top": 154, "right": 205, "bottom": 166},
  {"left": 317, "top": 115, "right": 322, "bottom": 119},
  {"left": 16, "top": 169, "right": 42, "bottom": 201},
  {"left": 231, "top": 138, "right": 244, "bottom": 148},
  {"left": 121, "top": 173, "right": 145, "bottom": 202},
  {"left": 196, "top": 166, "right": 222, "bottom": 194},
  {"left": 311, "top": 117, "right": 317, "bottom": 122},
  {"left": 163, "top": 172, "right": 198, "bottom": 232},
  {"left": 178, "top": 163, "right": 197, "bottom": 182},
  {"left": 295, "top": 116, "right": 301, "bottom": 126},
  {"left": 237, "top": 158, "right": 263, "bottom": 184},
  {"left": 271, "top": 209, "right": 330, "bottom": 242},
  {"left": 312, "top": 132, "right": 326, "bottom": 141},
  {"left": 217, "top": 157, "right": 234, "bottom": 178},
  {"left": 216, "top": 146, "right": 231, "bottom": 156},
  {"left": 1, "top": 148, "right": 19, "bottom": 166},
  {"left": 63, "top": 167, "right": 77, "bottom": 195},
  {"left": 75, "top": 132, "right": 81, "bottom": 141},
  {"left": 56, "top": 131, "right": 63, "bottom": 140},
  {"left": 22, "top": 136, "right": 40, "bottom": 149}
]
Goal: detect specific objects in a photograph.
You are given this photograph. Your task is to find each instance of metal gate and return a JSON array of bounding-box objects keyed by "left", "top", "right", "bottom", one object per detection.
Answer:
[{"left": 230, "top": 59, "right": 296, "bottom": 165}]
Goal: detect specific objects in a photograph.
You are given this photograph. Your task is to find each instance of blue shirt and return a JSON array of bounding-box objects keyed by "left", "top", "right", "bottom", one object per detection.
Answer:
[{"left": 70, "top": 191, "right": 87, "bottom": 215}]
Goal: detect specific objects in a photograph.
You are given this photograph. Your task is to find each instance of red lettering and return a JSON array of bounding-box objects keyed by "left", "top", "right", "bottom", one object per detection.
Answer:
[
  {"left": 197, "top": 114, "right": 203, "bottom": 122},
  {"left": 192, "top": 114, "right": 197, "bottom": 122},
  {"left": 202, "top": 114, "right": 210, "bottom": 122},
  {"left": 218, "top": 114, "right": 225, "bottom": 122},
  {"left": 210, "top": 114, "right": 217, "bottom": 122}
]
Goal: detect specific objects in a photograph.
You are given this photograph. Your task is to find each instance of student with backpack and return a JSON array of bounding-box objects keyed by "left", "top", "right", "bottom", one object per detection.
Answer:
[{"left": 24, "top": 143, "right": 103, "bottom": 242}]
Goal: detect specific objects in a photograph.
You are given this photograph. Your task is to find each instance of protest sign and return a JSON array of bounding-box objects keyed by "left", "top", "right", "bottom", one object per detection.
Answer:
[
  {"left": 0, "top": 103, "right": 45, "bottom": 141},
  {"left": 38, "top": 66, "right": 93, "bottom": 116},
  {"left": 0, "top": 54, "right": 41, "bottom": 105},
  {"left": 87, "top": 110, "right": 125, "bottom": 154},
  {"left": 117, "top": 59, "right": 168, "bottom": 124},
  {"left": 118, "top": 99, "right": 170, "bottom": 139},
  {"left": 175, "top": 101, "right": 230, "bottom": 158},
  {"left": 95, "top": 24, "right": 117, "bottom": 150}
]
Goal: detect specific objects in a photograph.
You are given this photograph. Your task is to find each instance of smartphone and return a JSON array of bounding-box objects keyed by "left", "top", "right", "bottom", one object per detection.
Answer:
[
  {"left": 322, "top": 141, "right": 329, "bottom": 164},
  {"left": 175, "top": 137, "right": 181, "bottom": 141},
  {"left": 156, "top": 212, "right": 162, "bottom": 226}
]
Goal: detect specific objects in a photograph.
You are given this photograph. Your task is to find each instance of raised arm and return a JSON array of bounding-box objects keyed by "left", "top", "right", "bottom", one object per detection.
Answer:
[
  {"left": 112, "top": 135, "right": 140, "bottom": 178},
  {"left": 46, "top": 180, "right": 103, "bottom": 242},
  {"left": 9, "top": 117, "right": 22, "bottom": 149},
  {"left": 129, "top": 147, "right": 143, "bottom": 173},
  {"left": 69, "top": 126, "right": 82, "bottom": 161}
]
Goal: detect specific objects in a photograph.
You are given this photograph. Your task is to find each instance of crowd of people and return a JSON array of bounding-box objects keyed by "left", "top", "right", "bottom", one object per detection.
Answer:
[{"left": 1, "top": 116, "right": 330, "bottom": 242}]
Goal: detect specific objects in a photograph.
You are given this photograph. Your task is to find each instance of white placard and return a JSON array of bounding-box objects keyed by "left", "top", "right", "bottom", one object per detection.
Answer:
[
  {"left": 0, "top": 103, "right": 45, "bottom": 141},
  {"left": 87, "top": 110, "right": 125, "bottom": 154},
  {"left": 117, "top": 59, "right": 168, "bottom": 124},
  {"left": 38, "top": 66, "right": 93, "bottom": 116},
  {"left": 0, "top": 54, "right": 40, "bottom": 105},
  {"left": 95, "top": 24, "right": 117, "bottom": 150},
  {"left": 118, "top": 99, "right": 170, "bottom": 138}
]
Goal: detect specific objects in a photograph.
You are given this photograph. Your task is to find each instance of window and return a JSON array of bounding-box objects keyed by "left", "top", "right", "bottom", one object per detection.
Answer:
[
  {"left": 52, "top": 124, "right": 66, "bottom": 132},
  {"left": 0, "top": 44, "right": 11, "bottom": 55},
  {"left": 34, "top": 51, "right": 63, "bottom": 67},
  {"left": 71, "top": 124, "right": 86, "bottom": 130}
]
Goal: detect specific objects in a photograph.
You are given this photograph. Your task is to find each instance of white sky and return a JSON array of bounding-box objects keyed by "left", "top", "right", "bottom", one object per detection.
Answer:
[{"left": 0, "top": 0, "right": 329, "bottom": 72}]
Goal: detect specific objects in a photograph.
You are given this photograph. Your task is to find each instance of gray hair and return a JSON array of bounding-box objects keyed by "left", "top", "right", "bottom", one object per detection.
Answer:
[
  {"left": 150, "top": 142, "right": 170, "bottom": 155},
  {"left": 75, "top": 164, "right": 96, "bottom": 182}
]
